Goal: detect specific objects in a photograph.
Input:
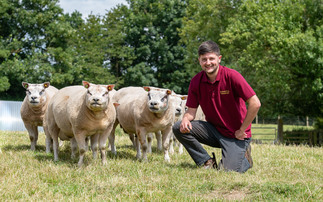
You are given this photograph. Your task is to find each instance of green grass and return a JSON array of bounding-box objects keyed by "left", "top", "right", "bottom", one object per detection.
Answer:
[{"left": 0, "top": 129, "right": 322, "bottom": 201}]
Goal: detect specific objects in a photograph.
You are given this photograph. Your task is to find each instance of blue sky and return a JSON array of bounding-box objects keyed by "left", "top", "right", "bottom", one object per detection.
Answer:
[{"left": 58, "top": 0, "right": 128, "bottom": 18}]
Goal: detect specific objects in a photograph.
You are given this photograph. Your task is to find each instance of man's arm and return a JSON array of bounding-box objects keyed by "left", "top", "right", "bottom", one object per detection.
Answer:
[
  {"left": 180, "top": 107, "right": 197, "bottom": 133},
  {"left": 235, "top": 95, "right": 261, "bottom": 140}
]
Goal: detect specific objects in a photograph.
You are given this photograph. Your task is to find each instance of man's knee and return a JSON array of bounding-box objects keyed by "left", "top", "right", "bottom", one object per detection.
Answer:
[{"left": 221, "top": 155, "right": 250, "bottom": 173}]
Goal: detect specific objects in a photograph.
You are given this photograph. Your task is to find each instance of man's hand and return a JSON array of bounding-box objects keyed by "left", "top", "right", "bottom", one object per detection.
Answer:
[
  {"left": 180, "top": 117, "right": 192, "bottom": 133},
  {"left": 179, "top": 107, "right": 197, "bottom": 133},
  {"left": 235, "top": 129, "right": 247, "bottom": 140}
]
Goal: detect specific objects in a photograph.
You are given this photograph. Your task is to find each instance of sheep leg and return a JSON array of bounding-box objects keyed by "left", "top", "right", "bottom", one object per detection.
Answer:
[
  {"left": 74, "top": 131, "right": 87, "bottom": 167},
  {"left": 53, "top": 138, "right": 59, "bottom": 161},
  {"left": 91, "top": 134, "right": 99, "bottom": 159},
  {"left": 155, "top": 131, "right": 162, "bottom": 152},
  {"left": 43, "top": 125, "right": 52, "bottom": 153},
  {"left": 147, "top": 133, "right": 153, "bottom": 153},
  {"left": 135, "top": 134, "right": 141, "bottom": 159},
  {"left": 129, "top": 133, "right": 136, "bottom": 149},
  {"left": 51, "top": 127, "right": 60, "bottom": 161},
  {"left": 169, "top": 132, "right": 175, "bottom": 155},
  {"left": 178, "top": 142, "right": 184, "bottom": 154},
  {"left": 171, "top": 134, "right": 183, "bottom": 154},
  {"left": 25, "top": 124, "right": 38, "bottom": 151},
  {"left": 137, "top": 129, "right": 148, "bottom": 162},
  {"left": 70, "top": 137, "right": 78, "bottom": 159},
  {"left": 108, "top": 121, "right": 118, "bottom": 154},
  {"left": 108, "top": 132, "right": 116, "bottom": 155},
  {"left": 99, "top": 126, "right": 114, "bottom": 165},
  {"left": 85, "top": 137, "right": 90, "bottom": 151},
  {"left": 162, "top": 126, "right": 172, "bottom": 162},
  {"left": 46, "top": 119, "right": 60, "bottom": 161}
]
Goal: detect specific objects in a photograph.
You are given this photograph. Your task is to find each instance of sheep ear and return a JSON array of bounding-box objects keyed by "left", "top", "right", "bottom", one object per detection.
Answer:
[
  {"left": 107, "top": 84, "right": 115, "bottom": 91},
  {"left": 22, "top": 82, "right": 29, "bottom": 89},
  {"left": 113, "top": 103, "right": 120, "bottom": 108},
  {"left": 82, "top": 81, "right": 90, "bottom": 89},
  {"left": 166, "top": 90, "right": 172, "bottom": 95},
  {"left": 181, "top": 96, "right": 187, "bottom": 100},
  {"left": 143, "top": 86, "right": 150, "bottom": 92},
  {"left": 43, "top": 82, "right": 50, "bottom": 88}
]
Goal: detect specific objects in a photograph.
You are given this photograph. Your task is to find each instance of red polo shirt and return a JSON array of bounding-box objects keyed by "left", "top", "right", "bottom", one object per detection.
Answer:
[{"left": 186, "top": 65, "right": 256, "bottom": 138}]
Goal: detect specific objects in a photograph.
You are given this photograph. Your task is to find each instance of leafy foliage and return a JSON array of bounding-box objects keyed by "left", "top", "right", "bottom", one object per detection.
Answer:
[
  {"left": 123, "top": 0, "right": 190, "bottom": 93},
  {"left": 0, "top": 0, "right": 321, "bottom": 121},
  {"left": 0, "top": 0, "right": 67, "bottom": 99},
  {"left": 219, "top": 0, "right": 322, "bottom": 118}
]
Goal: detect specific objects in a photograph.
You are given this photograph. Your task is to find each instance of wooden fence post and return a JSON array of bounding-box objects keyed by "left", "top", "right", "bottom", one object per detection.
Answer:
[
  {"left": 309, "top": 131, "right": 313, "bottom": 146},
  {"left": 313, "top": 131, "right": 318, "bottom": 146},
  {"left": 256, "top": 115, "right": 258, "bottom": 124},
  {"left": 277, "top": 118, "right": 284, "bottom": 144}
]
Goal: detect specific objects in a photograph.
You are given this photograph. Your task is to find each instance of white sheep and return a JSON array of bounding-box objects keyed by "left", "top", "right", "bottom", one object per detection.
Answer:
[
  {"left": 168, "top": 97, "right": 206, "bottom": 155},
  {"left": 130, "top": 93, "right": 187, "bottom": 153},
  {"left": 44, "top": 81, "right": 116, "bottom": 166},
  {"left": 130, "top": 131, "right": 161, "bottom": 153},
  {"left": 168, "top": 93, "right": 187, "bottom": 154},
  {"left": 111, "top": 86, "right": 175, "bottom": 162},
  {"left": 129, "top": 93, "right": 187, "bottom": 155},
  {"left": 196, "top": 105, "right": 206, "bottom": 121},
  {"left": 20, "top": 82, "right": 58, "bottom": 152}
]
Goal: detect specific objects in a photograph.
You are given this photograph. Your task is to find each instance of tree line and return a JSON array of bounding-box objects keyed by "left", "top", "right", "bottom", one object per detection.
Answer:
[{"left": 0, "top": 0, "right": 322, "bottom": 125}]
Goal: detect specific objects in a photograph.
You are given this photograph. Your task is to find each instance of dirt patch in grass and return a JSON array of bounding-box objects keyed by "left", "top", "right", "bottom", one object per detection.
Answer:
[{"left": 205, "top": 190, "right": 247, "bottom": 201}]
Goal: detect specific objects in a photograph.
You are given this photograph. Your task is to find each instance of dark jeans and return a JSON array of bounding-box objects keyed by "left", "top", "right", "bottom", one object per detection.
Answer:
[{"left": 172, "top": 120, "right": 252, "bottom": 173}]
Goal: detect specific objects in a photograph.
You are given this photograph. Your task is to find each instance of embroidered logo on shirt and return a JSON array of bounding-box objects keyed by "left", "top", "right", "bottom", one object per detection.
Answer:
[{"left": 220, "top": 90, "right": 230, "bottom": 95}]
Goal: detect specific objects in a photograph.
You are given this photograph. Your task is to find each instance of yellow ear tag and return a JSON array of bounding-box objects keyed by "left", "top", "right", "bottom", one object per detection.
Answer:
[
  {"left": 85, "top": 84, "right": 89, "bottom": 88},
  {"left": 44, "top": 84, "right": 48, "bottom": 88},
  {"left": 166, "top": 90, "right": 172, "bottom": 95},
  {"left": 181, "top": 97, "right": 186, "bottom": 100},
  {"left": 108, "top": 86, "right": 112, "bottom": 91}
]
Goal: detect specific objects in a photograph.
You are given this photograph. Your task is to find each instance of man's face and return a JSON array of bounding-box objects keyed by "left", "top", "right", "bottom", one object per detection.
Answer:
[{"left": 198, "top": 52, "right": 222, "bottom": 75}]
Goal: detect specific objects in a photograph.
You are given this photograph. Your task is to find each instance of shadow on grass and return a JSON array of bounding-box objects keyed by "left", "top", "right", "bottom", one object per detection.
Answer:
[
  {"left": 3, "top": 143, "right": 78, "bottom": 167},
  {"left": 3, "top": 144, "right": 46, "bottom": 152},
  {"left": 106, "top": 150, "right": 137, "bottom": 161},
  {"left": 117, "top": 144, "right": 164, "bottom": 154},
  {"left": 33, "top": 146, "right": 143, "bottom": 168},
  {"left": 3, "top": 142, "right": 191, "bottom": 169},
  {"left": 166, "top": 161, "right": 197, "bottom": 169}
]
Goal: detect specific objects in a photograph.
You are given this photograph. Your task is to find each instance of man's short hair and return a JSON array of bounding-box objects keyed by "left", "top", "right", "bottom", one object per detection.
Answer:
[{"left": 198, "top": 40, "right": 220, "bottom": 56}]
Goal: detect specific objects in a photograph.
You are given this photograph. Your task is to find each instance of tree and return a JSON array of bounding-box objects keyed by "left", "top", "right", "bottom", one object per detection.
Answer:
[
  {"left": 179, "top": 0, "right": 242, "bottom": 76},
  {"left": 0, "top": 0, "right": 77, "bottom": 99},
  {"left": 220, "top": 0, "right": 322, "bottom": 118},
  {"left": 101, "top": 5, "right": 135, "bottom": 88},
  {"left": 122, "top": 0, "right": 190, "bottom": 94},
  {"left": 65, "top": 14, "right": 117, "bottom": 86}
]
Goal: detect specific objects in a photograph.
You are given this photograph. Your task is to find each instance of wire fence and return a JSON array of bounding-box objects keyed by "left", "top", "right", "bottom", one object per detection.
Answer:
[
  {"left": 0, "top": 100, "right": 317, "bottom": 146},
  {"left": 0, "top": 100, "right": 43, "bottom": 132},
  {"left": 255, "top": 116, "right": 315, "bottom": 126},
  {"left": 251, "top": 126, "right": 277, "bottom": 144}
]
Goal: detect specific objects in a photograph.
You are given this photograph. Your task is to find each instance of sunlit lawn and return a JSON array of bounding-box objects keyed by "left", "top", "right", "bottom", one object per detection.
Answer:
[{"left": 0, "top": 128, "right": 322, "bottom": 201}]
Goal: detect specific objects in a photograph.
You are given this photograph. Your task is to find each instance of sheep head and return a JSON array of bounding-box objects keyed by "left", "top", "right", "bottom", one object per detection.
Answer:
[
  {"left": 83, "top": 81, "right": 115, "bottom": 112},
  {"left": 143, "top": 86, "right": 172, "bottom": 114},
  {"left": 22, "top": 82, "right": 50, "bottom": 106}
]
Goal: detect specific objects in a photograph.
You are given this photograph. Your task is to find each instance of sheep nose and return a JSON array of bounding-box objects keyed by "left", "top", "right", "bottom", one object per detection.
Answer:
[
  {"left": 176, "top": 108, "right": 181, "bottom": 113},
  {"left": 150, "top": 101, "right": 158, "bottom": 106},
  {"left": 31, "top": 96, "right": 37, "bottom": 100},
  {"left": 93, "top": 98, "right": 100, "bottom": 102}
]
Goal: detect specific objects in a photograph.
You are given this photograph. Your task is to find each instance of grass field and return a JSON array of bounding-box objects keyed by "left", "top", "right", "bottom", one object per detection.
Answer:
[{"left": 0, "top": 128, "right": 322, "bottom": 201}]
